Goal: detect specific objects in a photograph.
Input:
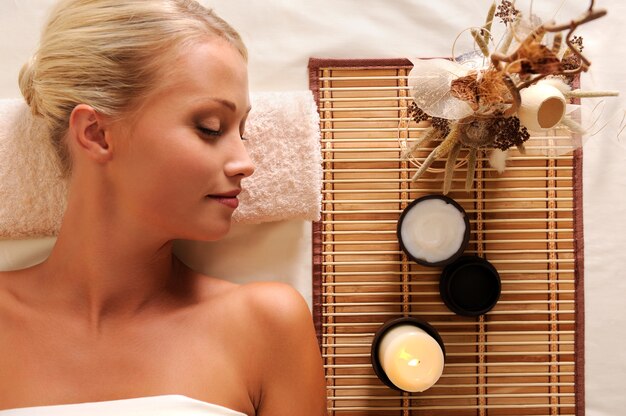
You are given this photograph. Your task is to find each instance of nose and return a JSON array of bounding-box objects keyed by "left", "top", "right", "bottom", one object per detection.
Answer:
[{"left": 224, "top": 135, "right": 255, "bottom": 179}]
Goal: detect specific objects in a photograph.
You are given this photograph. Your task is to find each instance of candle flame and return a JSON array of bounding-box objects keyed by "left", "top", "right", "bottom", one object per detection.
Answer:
[
  {"left": 408, "top": 358, "right": 420, "bottom": 367},
  {"left": 399, "top": 348, "right": 421, "bottom": 367}
]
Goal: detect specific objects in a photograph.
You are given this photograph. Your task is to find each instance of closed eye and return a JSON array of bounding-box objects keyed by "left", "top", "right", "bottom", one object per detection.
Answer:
[
  {"left": 197, "top": 126, "right": 247, "bottom": 141},
  {"left": 197, "top": 126, "right": 221, "bottom": 138}
]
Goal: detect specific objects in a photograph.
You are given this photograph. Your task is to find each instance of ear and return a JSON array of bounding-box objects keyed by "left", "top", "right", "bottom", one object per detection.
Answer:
[{"left": 68, "top": 104, "right": 113, "bottom": 165}]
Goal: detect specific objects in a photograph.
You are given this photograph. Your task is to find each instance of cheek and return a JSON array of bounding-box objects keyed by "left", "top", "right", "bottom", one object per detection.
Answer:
[
  {"left": 120, "top": 128, "right": 215, "bottom": 203},
  {"left": 164, "top": 142, "right": 220, "bottom": 188},
  {"left": 142, "top": 125, "right": 211, "bottom": 173}
]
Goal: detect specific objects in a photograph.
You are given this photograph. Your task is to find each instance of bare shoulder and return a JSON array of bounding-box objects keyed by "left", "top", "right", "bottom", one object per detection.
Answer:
[
  {"left": 236, "top": 281, "right": 312, "bottom": 328},
  {"left": 200, "top": 279, "right": 314, "bottom": 346},
  {"left": 170, "top": 274, "right": 326, "bottom": 414},
  {"left": 232, "top": 282, "right": 327, "bottom": 416},
  {"left": 181, "top": 271, "right": 313, "bottom": 341}
]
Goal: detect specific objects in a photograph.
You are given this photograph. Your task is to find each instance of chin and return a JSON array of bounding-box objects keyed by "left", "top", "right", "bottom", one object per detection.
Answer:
[{"left": 187, "top": 219, "right": 233, "bottom": 242}]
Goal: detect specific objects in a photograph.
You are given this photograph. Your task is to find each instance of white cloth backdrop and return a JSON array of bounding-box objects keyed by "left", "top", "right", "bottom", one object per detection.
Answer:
[{"left": 1, "top": 1, "right": 625, "bottom": 415}]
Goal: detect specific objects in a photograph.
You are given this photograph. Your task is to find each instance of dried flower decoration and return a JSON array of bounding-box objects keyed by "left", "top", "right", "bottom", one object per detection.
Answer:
[
  {"left": 403, "top": 0, "right": 620, "bottom": 194},
  {"left": 571, "top": 35, "right": 584, "bottom": 52},
  {"left": 491, "top": 116, "right": 530, "bottom": 151},
  {"left": 408, "top": 102, "right": 429, "bottom": 123},
  {"left": 495, "top": 0, "right": 520, "bottom": 24}
]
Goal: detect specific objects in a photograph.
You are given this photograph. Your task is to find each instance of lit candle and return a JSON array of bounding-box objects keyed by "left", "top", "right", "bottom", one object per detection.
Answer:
[
  {"left": 397, "top": 195, "right": 470, "bottom": 267},
  {"left": 371, "top": 318, "right": 445, "bottom": 392}
]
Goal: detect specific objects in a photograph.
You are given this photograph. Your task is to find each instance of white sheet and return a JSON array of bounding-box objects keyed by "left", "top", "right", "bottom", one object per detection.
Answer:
[{"left": 1, "top": 1, "right": 625, "bottom": 414}]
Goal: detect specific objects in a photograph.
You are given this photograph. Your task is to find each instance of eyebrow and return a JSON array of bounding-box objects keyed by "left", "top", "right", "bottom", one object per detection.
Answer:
[{"left": 209, "top": 98, "right": 252, "bottom": 113}]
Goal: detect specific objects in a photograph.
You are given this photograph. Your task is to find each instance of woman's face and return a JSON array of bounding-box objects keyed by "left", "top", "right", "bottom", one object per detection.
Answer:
[{"left": 108, "top": 39, "right": 254, "bottom": 241}]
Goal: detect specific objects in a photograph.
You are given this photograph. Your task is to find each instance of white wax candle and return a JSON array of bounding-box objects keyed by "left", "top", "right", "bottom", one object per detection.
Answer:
[
  {"left": 377, "top": 324, "right": 445, "bottom": 392},
  {"left": 400, "top": 198, "right": 466, "bottom": 264}
]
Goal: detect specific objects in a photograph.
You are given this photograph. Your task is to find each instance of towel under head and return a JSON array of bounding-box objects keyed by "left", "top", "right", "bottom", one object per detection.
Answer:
[
  {"left": 0, "top": 99, "right": 68, "bottom": 239},
  {"left": 0, "top": 91, "right": 321, "bottom": 239}
]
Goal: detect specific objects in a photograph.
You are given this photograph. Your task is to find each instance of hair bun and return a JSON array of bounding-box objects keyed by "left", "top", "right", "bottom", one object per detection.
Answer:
[{"left": 18, "top": 55, "right": 41, "bottom": 116}]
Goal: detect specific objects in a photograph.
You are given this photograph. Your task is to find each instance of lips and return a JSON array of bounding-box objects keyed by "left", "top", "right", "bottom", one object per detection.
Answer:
[
  {"left": 206, "top": 189, "right": 241, "bottom": 209},
  {"left": 210, "top": 190, "right": 241, "bottom": 198}
]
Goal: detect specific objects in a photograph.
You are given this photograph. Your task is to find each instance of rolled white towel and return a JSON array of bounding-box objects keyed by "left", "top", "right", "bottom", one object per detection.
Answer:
[
  {"left": 234, "top": 91, "right": 322, "bottom": 224},
  {"left": 0, "top": 91, "right": 321, "bottom": 239},
  {"left": 0, "top": 99, "right": 68, "bottom": 239}
]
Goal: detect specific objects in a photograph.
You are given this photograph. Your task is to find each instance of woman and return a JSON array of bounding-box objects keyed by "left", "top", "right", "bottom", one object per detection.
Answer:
[{"left": 0, "top": 1, "right": 327, "bottom": 415}]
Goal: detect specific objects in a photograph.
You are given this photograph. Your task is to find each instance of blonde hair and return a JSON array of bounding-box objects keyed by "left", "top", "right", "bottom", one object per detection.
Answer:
[{"left": 19, "top": 0, "right": 247, "bottom": 176}]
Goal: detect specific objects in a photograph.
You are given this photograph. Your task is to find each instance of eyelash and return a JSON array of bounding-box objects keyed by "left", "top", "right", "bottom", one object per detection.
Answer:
[{"left": 197, "top": 126, "right": 247, "bottom": 141}]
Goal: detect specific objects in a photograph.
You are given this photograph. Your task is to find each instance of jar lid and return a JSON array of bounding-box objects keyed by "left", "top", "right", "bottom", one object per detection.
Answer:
[
  {"left": 439, "top": 255, "right": 501, "bottom": 316},
  {"left": 396, "top": 194, "right": 470, "bottom": 267}
]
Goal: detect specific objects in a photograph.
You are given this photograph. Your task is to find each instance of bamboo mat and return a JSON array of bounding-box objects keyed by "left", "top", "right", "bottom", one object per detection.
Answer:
[{"left": 309, "top": 58, "right": 584, "bottom": 416}]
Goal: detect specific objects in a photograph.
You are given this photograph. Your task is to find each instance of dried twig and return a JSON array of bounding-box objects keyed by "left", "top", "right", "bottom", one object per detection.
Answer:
[{"left": 491, "top": 0, "right": 606, "bottom": 92}]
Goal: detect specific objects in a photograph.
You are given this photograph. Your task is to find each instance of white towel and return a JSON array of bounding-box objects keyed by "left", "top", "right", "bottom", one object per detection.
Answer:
[
  {"left": 0, "top": 91, "right": 321, "bottom": 239},
  {"left": 0, "top": 394, "right": 246, "bottom": 415},
  {"left": 234, "top": 91, "right": 322, "bottom": 224},
  {"left": 0, "top": 99, "right": 68, "bottom": 239}
]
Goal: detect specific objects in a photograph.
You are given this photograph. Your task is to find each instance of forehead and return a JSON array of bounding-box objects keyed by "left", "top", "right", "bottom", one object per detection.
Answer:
[{"left": 149, "top": 38, "right": 249, "bottom": 111}]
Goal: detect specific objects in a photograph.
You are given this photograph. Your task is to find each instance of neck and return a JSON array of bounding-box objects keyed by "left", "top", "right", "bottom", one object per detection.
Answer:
[{"left": 36, "top": 182, "right": 188, "bottom": 331}]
